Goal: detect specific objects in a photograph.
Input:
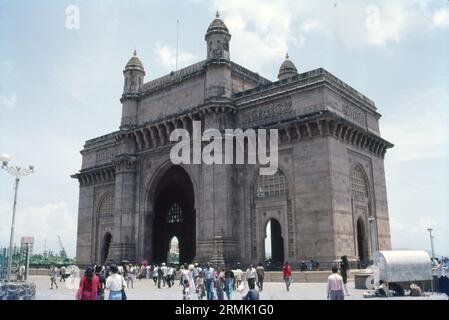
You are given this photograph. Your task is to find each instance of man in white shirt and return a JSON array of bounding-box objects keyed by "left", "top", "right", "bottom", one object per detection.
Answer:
[
  {"left": 160, "top": 263, "right": 168, "bottom": 287},
  {"left": 167, "top": 265, "right": 174, "bottom": 288},
  {"left": 233, "top": 267, "right": 243, "bottom": 290},
  {"left": 327, "top": 265, "right": 345, "bottom": 300},
  {"left": 246, "top": 264, "right": 257, "bottom": 289}
]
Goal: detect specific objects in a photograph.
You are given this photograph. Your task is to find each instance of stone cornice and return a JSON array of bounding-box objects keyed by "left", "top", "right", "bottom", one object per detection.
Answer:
[
  {"left": 117, "top": 100, "right": 236, "bottom": 153},
  {"left": 259, "top": 110, "right": 393, "bottom": 158},
  {"left": 84, "top": 131, "right": 119, "bottom": 149},
  {"left": 71, "top": 164, "right": 115, "bottom": 186},
  {"left": 230, "top": 61, "right": 271, "bottom": 86},
  {"left": 234, "top": 68, "right": 378, "bottom": 115}
]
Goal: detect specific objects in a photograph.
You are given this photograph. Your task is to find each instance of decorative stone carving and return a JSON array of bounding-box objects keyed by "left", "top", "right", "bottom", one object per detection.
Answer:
[
  {"left": 241, "top": 99, "right": 294, "bottom": 127},
  {"left": 113, "top": 155, "right": 137, "bottom": 172},
  {"left": 342, "top": 104, "right": 366, "bottom": 127},
  {"left": 96, "top": 148, "right": 117, "bottom": 166}
]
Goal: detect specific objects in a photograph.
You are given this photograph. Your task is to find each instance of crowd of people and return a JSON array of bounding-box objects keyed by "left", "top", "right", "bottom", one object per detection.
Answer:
[
  {"left": 67, "top": 260, "right": 298, "bottom": 301},
  {"left": 50, "top": 256, "right": 449, "bottom": 300}
]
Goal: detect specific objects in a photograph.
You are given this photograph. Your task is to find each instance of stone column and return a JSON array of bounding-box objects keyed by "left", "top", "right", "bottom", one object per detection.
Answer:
[
  {"left": 195, "top": 111, "right": 238, "bottom": 265},
  {"left": 107, "top": 136, "right": 138, "bottom": 263}
]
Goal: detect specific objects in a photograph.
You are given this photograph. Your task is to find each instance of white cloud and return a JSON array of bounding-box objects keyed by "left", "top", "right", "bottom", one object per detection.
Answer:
[
  {"left": 390, "top": 215, "right": 448, "bottom": 255},
  {"left": 213, "top": 0, "right": 293, "bottom": 72},
  {"left": 432, "top": 8, "right": 449, "bottom": 28},
  {"left": 382, "top": 87, "right": 449, "bottom": 164},
  {"left": 0, "top": 93, "right": 17, "bottom": 109},
  {"left": 298, "top": 19, "right": 321, "bottom": 47},
  {"left": 154, "top": 42, "right": 196, "bottom": 71},
  {"left": 0, "top": 200, "right": 77, "bottom": 257},
  {"left": 209, "top": 0, "right": 448, "bottom": 73}
]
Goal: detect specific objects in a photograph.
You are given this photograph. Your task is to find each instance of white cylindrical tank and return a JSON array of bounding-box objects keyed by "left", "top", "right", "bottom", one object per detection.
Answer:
[{"left": 374, "top": 250, "right": 432, "bottom": 282}]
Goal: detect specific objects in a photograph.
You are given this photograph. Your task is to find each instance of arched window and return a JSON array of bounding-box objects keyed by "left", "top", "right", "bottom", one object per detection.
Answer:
[
  {"left": 167, "top": 203, "right": 183, "bottom": 223},
  {"left": 99, "top": 193, "right": 114, "bottom": 216},
  {"left": 351, "top": 166, "right": 368, "bottom": 199},
  {"left": 256, "top": 170, "right": 288, "bottom": 198}
]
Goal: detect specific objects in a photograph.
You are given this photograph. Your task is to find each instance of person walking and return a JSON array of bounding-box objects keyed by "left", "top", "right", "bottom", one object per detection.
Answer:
[
  {"left": 126, "top": 265, "right": 135, "bottom": 289},
  {"left": 160, "top": 262, "right": 168, "bottom": 287},
  {"left": 59, "top": 266, "right": 66, "bottom": 282},
  {"left": 197, "top": 271, "right": 206, "bottom": 300},
  {"left": 282, "top": 261, "right": 292, "bottom": 292},
  {"left": 224, "top": 266, "right": 234, "bottom": 300},
  {"left": 152, "top": 264, "right": 158, "bottom": 285},
  {"left": 167, "top": 265, "right": 174, "bottom": 288},
  {"left": 182, "top": 279, "right": 191, "bottom": 300},
  {"left": 76, "top": 266, "right": 100, "bottom": 300},
  {"left": 50, "top": 266, "right": 58, "bottom": 289},
  {"left": 246, "top": 264, "right": 257, "bottom": 289},
  {"left": 242, "top": 282, "right": 260, "bottom": 300},
  {"left": 95, "top": 265, "right": 106, "bottom": 300},
  {"left": 327, "top": 265, "right": 345, "bottom": 300},
  {"left": 157, "top": 264, "right": 165, "bottom": 288},
  {"left": 256, "top": 263, "right": 265, "bottom": 291},
  {"left": 233, "top": 265, "right": 243, "bottom": 290},
  {"left": 214, "top": 268, "right": 225, "bottom": 300},
  {"left": 340, "top": 256, "right": 350, "bottom": 296},
  {"left": 105, "top": 265, "right": 127, "bottom": 300},
  {"left": 433, "top": 257, "right": 449, "bottom": 295},
  {"left": 204, "top": 262, "right": 215, "bottom": 300}
]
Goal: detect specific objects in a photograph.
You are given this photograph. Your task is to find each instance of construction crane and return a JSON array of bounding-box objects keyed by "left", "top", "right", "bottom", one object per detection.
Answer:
[{"left": 57, "top": 235, "right": 67, "bottom": 259}]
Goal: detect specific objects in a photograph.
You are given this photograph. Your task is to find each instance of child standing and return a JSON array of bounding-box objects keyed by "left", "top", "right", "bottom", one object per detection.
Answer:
[{"left": 182, "top": 279, "right": 191, "bottom": 300}]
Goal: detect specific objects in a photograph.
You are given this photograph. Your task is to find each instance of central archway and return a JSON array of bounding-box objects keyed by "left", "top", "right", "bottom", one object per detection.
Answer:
[{"left": 152, "top": 166, "right": 195, "bottom": 264}]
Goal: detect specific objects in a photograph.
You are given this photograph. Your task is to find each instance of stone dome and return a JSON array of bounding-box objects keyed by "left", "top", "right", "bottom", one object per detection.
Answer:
[
  {"left": 206, "top": 11, "right": 229, "bottom": 34},
  {"left": 125, "top": 50, "right": 144, "bottom": 71},
  {"left": 278, "top": 54, "right": 298, "bottom": 80}
]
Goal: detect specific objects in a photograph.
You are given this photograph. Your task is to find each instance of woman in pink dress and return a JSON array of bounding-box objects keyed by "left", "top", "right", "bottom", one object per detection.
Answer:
[{"left": 76, "top": 266, "right": 100, "bottom": 300}]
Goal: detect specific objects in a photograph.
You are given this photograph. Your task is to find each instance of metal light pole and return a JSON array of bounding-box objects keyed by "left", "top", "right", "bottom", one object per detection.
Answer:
[
  {"left": 0, "top": 154, "right": 34, "bottom": 282},
  {"left": 427, "top": 228, "right": 435, "bottom": 259},
  {"left": 368, "top": 216, "right": 377, "bottom": 259}
]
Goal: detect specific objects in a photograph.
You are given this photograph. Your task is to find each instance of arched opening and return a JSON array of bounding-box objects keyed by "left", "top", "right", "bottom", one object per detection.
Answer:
[
  {"left": 168, "top": 236, "right": 179, "bottom": 264},
  {"left": 101, "top": 232, "right": 112, "bottom": 264},
  {"left": 357, "top": 218, "right": 368, "bottom": 264},
  {"left": 152, "top": 166, "right": 195, "bottom": 264},
  {"left": 265, "top": 219, "right": 284, "bottom": 264}
]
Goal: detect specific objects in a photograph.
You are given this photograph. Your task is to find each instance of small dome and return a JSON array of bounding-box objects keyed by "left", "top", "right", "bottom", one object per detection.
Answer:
[
  {"left": 278, "top": 53, "right": 298, "bottom": 80},
  {"left": 125, "top": 50, "right": 144, "bottom": 71},
  {"left": 206, "top": 11, "right": 229, "bottom": 34}
]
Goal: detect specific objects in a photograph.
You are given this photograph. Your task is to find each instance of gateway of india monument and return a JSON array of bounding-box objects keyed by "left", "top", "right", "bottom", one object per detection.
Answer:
[{"left": 72, "top": 13, "right": 393, "bottom": 268}]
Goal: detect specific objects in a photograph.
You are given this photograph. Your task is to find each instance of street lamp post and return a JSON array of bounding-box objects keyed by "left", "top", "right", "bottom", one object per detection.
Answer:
[
  {"left": 427, "top": 228, "right": 435, "bottom": 259},
  {"left": 368, "top": 216, "right": 377, "bottom": 260},
  {"left": 0, "top": 154, "right": 34, "bottom": 282}
]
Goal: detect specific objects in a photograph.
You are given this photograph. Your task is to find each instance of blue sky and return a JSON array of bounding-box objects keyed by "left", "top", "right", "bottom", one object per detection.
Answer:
[{"left": 0, "top": 0, "right": 448, "bottom": 258}]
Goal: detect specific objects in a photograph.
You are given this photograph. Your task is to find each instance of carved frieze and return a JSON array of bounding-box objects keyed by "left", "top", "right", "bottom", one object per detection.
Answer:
[
  {"left": 342, "top": 104, "right": 366, "bottom": 127},
  {"left": 113, "top": 155, "right": 138, "bottom": 172},
  {"left": 241, "top": 99, "right": 294, "bottom": 128},
  {"left": 96, "top": 148, "right": 117, "bottom": 166}
]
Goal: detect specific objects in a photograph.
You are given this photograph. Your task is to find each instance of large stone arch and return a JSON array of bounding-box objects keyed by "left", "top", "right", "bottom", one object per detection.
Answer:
[{"left": 143, "top": 161, "right": 198, "bottom": 264}]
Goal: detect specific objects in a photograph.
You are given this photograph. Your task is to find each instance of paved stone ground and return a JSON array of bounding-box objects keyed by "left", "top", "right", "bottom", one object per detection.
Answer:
[{"left": 29, "top": 276, "right": 447, "bottom": 300}]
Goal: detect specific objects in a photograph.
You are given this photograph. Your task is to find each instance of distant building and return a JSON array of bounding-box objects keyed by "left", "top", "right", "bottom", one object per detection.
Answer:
[{"left": 20, "top": 236, "right": 34, "bottom": 256}]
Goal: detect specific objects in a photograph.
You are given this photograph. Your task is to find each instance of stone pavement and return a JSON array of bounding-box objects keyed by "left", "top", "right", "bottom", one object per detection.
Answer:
[{"left": 29, "top": 276, "right": 447, "bottom": 300}]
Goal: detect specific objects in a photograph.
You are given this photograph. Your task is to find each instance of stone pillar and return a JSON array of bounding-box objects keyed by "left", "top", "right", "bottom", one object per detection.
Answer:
[
  {"left": 195, "top": 111, "right": 238, "bottom": 265},
  {"left": 107, "top": 136, "right": 138, "bottom": 263}
]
